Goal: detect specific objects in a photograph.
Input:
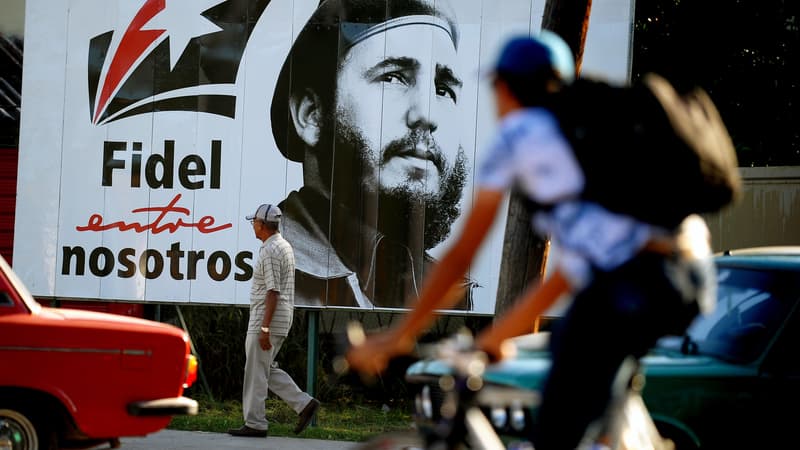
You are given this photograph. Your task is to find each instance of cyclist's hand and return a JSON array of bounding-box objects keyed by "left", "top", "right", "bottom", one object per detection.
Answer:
[
  {"left": 346, "top": 328, "right": 414, "bottom": 376},
  {"left": 475, "top": 332, "right": 516, "bottom": 363}
]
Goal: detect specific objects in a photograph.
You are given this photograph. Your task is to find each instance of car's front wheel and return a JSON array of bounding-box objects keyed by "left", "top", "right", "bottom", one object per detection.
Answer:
[
  {"left": 0, "top": 408, "right": 38, "bottom": 450},
  {"left": 0, "top": 406, "right": 57, "bottom": 450}
]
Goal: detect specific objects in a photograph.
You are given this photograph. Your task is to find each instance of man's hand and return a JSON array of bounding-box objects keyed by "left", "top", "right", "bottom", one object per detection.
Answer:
[
  {"left": 346, "top": 328, "right": 413, "bottom": 376},
  {"left": 475, "top": 332, "right": 517, "bottom": 363},
  {"left": 259, "top": 330, "right": 272, "bottom": 351},
  {"left": 475, "top": 270, "right": 571, "bottom": 362}
]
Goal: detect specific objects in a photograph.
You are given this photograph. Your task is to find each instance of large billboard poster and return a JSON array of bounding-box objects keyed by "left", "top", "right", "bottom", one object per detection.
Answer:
[{"left": 15, "top": 0, "right": 632, "bottom": 312}]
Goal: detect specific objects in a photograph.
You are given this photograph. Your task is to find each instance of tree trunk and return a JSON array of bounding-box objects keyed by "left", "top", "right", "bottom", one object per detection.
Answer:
[
  {"left": 542, "top": 0, "right": 593, "bottom": 74},
  {"left": 494, "top": 0, "right": 592, "bottom": 316}
]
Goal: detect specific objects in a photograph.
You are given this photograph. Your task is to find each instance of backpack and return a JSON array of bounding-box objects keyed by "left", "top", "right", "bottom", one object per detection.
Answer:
[{"left": 546, "top": 73, "right": 742, "bottom": 229}]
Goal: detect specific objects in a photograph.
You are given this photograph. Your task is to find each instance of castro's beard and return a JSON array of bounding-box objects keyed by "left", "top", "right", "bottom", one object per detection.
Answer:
[
  {"left": 379, "top": 151, "right": 467, "bottom": 249},
  {"left": 330, "top": 114, "right": 468, "bottom": 250}
]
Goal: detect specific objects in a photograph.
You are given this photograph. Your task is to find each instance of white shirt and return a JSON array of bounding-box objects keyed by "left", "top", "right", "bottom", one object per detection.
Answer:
[{"left": 249, "top": 233, "right": 295, "bottom": 336}]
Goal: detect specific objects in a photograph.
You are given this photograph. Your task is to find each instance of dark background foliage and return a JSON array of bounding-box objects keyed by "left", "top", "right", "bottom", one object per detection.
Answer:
[{"left": 632, "top": 0, "right": 799, "bottom": 166}]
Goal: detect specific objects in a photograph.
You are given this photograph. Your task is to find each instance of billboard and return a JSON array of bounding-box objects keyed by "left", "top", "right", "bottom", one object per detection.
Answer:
[{"left": 15, "top": 0, "right": 633, "bottom": 312}]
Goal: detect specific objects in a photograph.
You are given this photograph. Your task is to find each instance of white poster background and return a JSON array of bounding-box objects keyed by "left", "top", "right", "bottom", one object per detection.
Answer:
[{"left": 15, "top": 0, "right": 633, "bottom": 313}]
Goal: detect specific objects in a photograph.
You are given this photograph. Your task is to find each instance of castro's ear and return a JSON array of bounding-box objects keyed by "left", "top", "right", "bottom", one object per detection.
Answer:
[{"left": 288, "top": 89, "right": 322, "bottom": 147}]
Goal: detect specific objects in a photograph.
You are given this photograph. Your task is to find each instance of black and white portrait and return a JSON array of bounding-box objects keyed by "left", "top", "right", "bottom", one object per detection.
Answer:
[{"left": 270, "top": 0, "right": 475, "bottom": 309}]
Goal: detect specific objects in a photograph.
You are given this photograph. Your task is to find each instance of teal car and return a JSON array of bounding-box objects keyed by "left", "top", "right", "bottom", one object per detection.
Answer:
[
  {"left": 640, "top": 246, "right": 800, "bottom": 449},
  {"left": 406, "top": 247, "right": 800, "bottom": 449}
]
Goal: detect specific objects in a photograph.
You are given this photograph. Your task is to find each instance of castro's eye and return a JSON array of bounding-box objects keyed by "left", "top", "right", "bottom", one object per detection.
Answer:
[
  {"left": 436, "top": 84, "right": 457, "bottom": 103},
  {"left": 376, "top": 72, "right": 409, "bottom": 86}
]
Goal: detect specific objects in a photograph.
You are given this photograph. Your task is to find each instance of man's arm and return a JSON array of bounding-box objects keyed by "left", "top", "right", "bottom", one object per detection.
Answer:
[
  {"left": 396, "top": 189, "right": 504, "bottom": 342},
  {"left": 259, "top": 290, "right": 279, "bottom": 351},
  {"left": 347, "top": 188, "right": 505, "bottom": 374},
  {"left": 475, "top": 269, "right": 570, "bottom": 360}
]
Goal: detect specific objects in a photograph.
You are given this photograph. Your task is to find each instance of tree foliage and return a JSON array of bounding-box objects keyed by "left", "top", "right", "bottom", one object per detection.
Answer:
[{"left": 633, "top": 0, "right": 799, "bottom": 166}]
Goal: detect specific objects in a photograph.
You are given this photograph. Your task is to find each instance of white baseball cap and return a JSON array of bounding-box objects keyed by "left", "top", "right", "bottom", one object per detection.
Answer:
[{"left": 245, "top": 204, "right": 282, "bottom": 223}]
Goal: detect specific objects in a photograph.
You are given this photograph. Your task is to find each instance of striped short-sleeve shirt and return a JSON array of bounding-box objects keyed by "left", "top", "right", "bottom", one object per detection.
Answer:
[{"left": 249, "top": 233, "right": 295, "bottom": 336}]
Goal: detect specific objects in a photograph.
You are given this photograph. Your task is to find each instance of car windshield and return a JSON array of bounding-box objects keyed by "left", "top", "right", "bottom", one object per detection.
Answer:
[
  {"left": 0, "top": 255, "right": 41, "bottom": 314},
  {"left": 679, "top": 264, "right": 800, "bottom": 364}
]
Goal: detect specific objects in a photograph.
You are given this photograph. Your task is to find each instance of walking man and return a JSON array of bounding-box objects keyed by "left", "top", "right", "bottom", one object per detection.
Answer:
[{"left": 228, "top": 203, "right": 320, "bottom": 438}]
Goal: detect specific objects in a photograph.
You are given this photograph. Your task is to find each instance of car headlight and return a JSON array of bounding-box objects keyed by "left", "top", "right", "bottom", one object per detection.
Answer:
[
  {"left": 417, "top": 385, "right": 433, "bottom": 419},
  {"left": 490, "top": 406, "right": 508, "bottom": 429},
  {"left": 183, "top": 354, "right": 198, "bottom": 389},
  {"left": 510, "top": 402, "right": 526, "bottom": 431}
]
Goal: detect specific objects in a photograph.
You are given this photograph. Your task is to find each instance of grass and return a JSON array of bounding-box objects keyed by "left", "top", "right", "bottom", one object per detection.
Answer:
[{"left": 168, "top": 394, "right": 416, "bottom": 442}]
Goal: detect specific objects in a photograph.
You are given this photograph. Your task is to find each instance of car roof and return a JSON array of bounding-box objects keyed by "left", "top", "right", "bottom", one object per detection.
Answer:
[
  {"left": 715, "top": 246, "right": 800, "bottom": 271},
  {"left": 717, "top": 246, "right": 800, "bottom": 257}
]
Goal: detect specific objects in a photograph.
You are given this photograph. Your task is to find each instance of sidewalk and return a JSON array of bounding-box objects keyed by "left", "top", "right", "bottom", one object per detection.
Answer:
[{"left": 117, "top": 429, "right": 358, "bottom": 449}]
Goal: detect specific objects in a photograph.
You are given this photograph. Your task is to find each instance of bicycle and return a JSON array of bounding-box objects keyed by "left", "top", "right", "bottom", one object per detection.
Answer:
[{"left": 347, "top": 324, "right": 674, "bottom": 450}]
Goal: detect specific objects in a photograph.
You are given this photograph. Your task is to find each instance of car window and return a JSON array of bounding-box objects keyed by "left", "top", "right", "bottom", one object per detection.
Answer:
[
  {"left": 0, "top": 256, "right": 41, "bottom": 314},
  {"left": 0, "top": 291, "right": 12, "bottom": 307},
  {"left": 762, "top": 305, "right": 800, "bottom": 375},
  {"left": 686, "top": 266, "right": 800, "bottom": 363}
]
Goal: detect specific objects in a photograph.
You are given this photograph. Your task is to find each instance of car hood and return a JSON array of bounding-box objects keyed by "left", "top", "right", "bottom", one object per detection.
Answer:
[
  {"left": 406, "top": 343, "right": 748, "bottom": 391},
  {"left": 407, "top": 351, "right": 552, "bottom": 390},
  {"left": 0, "top": 305, "right": 188, "bottom": 355},
  {"left": 37, "top": 306, "right": 177, "bottom": 330},
  {"left": 0, "top": 305, "right": 188, "bottom": 347}
]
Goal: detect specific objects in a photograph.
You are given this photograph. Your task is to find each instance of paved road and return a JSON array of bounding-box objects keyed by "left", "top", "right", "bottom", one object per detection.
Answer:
[{"left": 116, "top": 429, "right": 358, "bottom": 449}]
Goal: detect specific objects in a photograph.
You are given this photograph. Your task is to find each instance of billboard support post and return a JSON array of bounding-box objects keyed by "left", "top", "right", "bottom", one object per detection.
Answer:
[
  {"left": 306, "top": 309, "right": 319, "bottom": 427},
  {"left": 176, "top": 305, "right": 214, "bottom": 402}
]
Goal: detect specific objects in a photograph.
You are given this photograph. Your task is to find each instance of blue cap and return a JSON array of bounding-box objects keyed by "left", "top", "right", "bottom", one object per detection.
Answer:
[
  {"left": 538, "top": 30, "right": 575, "bottom": 83},
  {"left": 492, "top": 32, "right": 574, "bottom": 83},
  {"left": 493, "top": 36, "right": 552, "bottom": 76}
]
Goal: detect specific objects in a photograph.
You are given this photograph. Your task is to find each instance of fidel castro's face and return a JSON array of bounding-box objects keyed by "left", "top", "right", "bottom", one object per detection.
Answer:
[{"left": 333, "top": 22, "right": 466, "bottom": 204}]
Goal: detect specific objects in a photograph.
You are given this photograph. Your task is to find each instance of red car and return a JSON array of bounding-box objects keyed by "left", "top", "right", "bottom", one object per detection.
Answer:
[{"left": 0, "top": 254, "right": 198, "bottom": 449}]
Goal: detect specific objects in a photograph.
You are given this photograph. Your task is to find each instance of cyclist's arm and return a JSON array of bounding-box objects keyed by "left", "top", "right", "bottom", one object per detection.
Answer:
[
  {"left": 476, "top": 269, "right": 571, "bottom": 360},
  {"left": 397, "top": 188, "right": 504, "bottom": 340},
  {"left": 346, "top": 188, "right": 505, "bottom": 374}
]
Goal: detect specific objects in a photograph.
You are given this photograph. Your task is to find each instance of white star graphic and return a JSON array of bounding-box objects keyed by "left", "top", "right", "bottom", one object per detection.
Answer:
[{"left": 142, "top": 0, "right": 227, "bottom": 70}]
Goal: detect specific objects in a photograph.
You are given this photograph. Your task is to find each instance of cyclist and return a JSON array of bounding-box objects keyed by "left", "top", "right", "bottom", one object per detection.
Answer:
[{"left": 347, "top": 33, "right": 716, "bottom": 450}]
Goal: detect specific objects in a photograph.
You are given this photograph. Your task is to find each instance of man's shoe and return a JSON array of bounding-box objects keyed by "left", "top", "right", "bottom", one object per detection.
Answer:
[
  {"left": 294, "top": 398, "right": 320, "bottom": 434},
  {"left": 227, "top": 425, "right": 267, "bottom": 437}
]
